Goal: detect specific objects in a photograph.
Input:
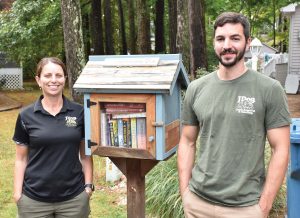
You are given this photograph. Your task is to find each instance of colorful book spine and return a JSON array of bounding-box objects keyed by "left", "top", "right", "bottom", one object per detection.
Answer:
[
  {"left": 112, "top": 119, "right": 119, "bottom": 146},
  {"left": 136, "top": 118, "right": 146, "bottom": 149},
  {"left": 111, "top": 112, "right": 146, "bottom": 119},
  {"left": 126, "top": 118, "right": 131, "bottom": 147},
  {"left": 103, "top": 103, "right": 145, "bottom": 109},
  {"left": 130, "top": 118, "right": 137, "bottom": 148},
  {"left": 109, "top": 121, "right": 115, "bottom": 146},
  {"left": 117, "top": 119, "right": 124, "bottom": 147},
  {"left": 122, "top": 119, "right": 128, "bottom": 147},
  {"left": 100, "top": 111, "right": 108, "bottom": 146},
  {"left": 105, "top": 108, "right": 145, "bottom": 113},
  {"left": 106, "top": 114, "right": 112, "bottom": 146}
]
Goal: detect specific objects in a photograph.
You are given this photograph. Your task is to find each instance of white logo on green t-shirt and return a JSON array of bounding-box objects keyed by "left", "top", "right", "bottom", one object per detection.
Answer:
[{"left": 235, "top": 96, "right": 256, "bottom": 115}]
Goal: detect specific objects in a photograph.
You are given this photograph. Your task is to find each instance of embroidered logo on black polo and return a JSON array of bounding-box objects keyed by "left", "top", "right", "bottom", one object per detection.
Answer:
[{"left": 65, "top": 116, "right": 77, "bottom": 127}]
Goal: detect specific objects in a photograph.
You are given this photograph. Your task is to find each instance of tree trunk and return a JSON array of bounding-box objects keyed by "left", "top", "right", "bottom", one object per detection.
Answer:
[
  {"left": 283, "top": 16, "right": 288, "bottom": 52},
  {"left": 91, "top": 0, "right": 104, "bottom": 55},
  {"left": 177, "top": 0, "right": 190, "bottom": 73},
  {"left": 168, "top": 0, "right": 177, "bottom": 53},
  {"left": 176, "top": 0, "right": 184, "bottom": 54},
  {"left": 155, "top": 0, "right": 165, "bottom": 53},
  {"left": 137, "top": 0, "right": 151, "bottom": 54},
  {"left": 128, "top": 0, "right": 137, "bottom": 54},
  {"left": 60, "top": 0, "right": 86, "bottom": 102},
  {"left": 188, "top": 0, "right": 207, "bottom": 79},
  {"left": 104, "top": 0, "right": 115, "bottom": 54},
  {"left": 82, "top": 13, "right": 90, "bottom": 61},
  {"left": 272, "top": 0, "right": 276, "bottom": 47},
  {"left": 117, "top": 0, "right": 128, "bottom": 54},
  {"left": 279, "top": 14, "right": 288, "bottom": 53}
]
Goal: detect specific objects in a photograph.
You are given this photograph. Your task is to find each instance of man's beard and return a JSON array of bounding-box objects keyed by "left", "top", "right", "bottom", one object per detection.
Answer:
[{"left": 216, "top": 45, "right": 247, "bottom": 67}]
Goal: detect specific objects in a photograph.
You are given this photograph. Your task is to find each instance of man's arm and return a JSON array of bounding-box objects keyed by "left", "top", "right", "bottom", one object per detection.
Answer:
[
  {"left": 177, "top": 125, "right": 199, "bottom": 196},
  {"left": 259, "top": 125, "right": 290, "bottom": 218}
]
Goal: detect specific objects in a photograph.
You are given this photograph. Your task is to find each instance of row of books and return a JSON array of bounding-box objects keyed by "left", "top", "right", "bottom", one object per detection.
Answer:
[{"left": 100, "top": 111, "right": 147, "bottom": 149}]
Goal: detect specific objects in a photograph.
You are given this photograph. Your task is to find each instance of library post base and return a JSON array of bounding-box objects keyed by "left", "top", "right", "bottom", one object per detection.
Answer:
[{"left": 110, "top": 158, "right": 159, "bottom": 218}]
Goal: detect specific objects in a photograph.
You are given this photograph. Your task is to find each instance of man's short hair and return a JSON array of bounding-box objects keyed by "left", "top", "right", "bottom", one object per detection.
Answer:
[{"left": 213, "top": 12, "right": 250, "bottom": 40}]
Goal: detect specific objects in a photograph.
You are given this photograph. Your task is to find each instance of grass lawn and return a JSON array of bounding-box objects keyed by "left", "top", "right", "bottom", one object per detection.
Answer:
[{"left": 0, "top": 82, "right": 126, "bottom": 218}]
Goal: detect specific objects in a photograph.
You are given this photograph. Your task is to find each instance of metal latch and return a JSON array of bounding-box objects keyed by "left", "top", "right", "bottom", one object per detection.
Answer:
[{"left": 152, "top": 121, "right": 164, "bottom": 127}]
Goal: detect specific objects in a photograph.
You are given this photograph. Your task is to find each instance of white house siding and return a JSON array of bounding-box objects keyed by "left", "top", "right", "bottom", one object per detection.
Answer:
[{"left": 288, "top": 5, "right": 300, "bottom": 78}]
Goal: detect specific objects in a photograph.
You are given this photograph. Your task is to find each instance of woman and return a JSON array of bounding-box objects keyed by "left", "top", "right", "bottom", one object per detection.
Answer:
[{"left": 13, "top": 57, "right": 93, "bottom": 218}]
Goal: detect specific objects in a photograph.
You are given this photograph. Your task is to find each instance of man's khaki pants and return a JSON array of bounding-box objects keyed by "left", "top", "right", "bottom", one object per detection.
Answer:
[{"left": 182, "top": 188, "right": 263, "bottom": 218}]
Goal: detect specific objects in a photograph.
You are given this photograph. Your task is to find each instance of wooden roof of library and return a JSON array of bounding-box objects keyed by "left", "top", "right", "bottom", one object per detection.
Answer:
[{"left": 74, "top": 54, "right": 190, "bottom": 94}]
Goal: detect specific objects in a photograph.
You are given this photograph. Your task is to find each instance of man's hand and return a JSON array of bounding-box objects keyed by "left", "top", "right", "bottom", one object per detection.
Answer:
[{"left": 259, "top": 199, "right": 272, "bottom": 218}]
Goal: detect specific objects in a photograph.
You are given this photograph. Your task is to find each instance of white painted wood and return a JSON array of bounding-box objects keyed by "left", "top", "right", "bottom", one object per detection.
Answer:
[
  {"left": 74, "top": 55, "right": 190, "bottom": 93},
  {"left": 285, "top": 74, "right": 299, "bottom": 94},
  {"left": 102, "top": 57, "right": 160, "bottom": 67}
]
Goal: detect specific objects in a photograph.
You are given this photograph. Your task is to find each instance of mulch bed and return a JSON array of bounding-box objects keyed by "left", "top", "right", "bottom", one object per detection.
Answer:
[{"left": 0, "top": 93, "right": 22, "bottom": 112}]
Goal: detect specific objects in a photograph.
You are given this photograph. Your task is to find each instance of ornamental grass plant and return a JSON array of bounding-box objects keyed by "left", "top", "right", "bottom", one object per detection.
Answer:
[
  {"left": 146, "top": 142, "right": 287, "bottom": 218},
  {"left": 146, "top": 154, "right": 183, "bottom": 218}
]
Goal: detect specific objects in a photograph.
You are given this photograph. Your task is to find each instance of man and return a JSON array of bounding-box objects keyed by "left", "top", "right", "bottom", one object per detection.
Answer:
[{"left": 178, "top": 12, "right": 290, "bottom": 218}]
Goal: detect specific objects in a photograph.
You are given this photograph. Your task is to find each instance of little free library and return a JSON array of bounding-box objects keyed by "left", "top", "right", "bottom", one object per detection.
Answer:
[{"left": 74, "top": 54, "right": 189, "bottom": 218}]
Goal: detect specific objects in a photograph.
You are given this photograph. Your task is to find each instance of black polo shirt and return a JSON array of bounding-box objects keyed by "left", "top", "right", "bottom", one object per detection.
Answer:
[{"left": 13, "top": 95, "right": 85, "bottom": 202}]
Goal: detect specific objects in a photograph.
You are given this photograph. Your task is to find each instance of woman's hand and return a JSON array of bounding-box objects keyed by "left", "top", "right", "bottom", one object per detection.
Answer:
[
  {"left": 85, "top": 187, "right": 93, "bottom": 198},
  {"left": 13, "top": 192, "right": 22, "bottom": 203}
]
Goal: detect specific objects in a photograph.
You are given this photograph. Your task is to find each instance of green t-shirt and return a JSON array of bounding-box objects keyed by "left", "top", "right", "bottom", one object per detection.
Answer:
[{"left": 182, "top": 69, "right": 290, "bottom": 206}]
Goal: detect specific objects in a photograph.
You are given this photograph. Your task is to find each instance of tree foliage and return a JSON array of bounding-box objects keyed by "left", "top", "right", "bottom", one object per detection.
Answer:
[
  {"left": 205, "top": 0, "right": 299, "bottom": 52},
  {"left": 0, "top": 0, "right": 63, "bottom": 77}
]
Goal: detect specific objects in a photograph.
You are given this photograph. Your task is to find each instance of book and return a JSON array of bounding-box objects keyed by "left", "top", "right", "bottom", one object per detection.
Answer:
[
  {"left": 122, "top": 119, "right": 128, "bottom": 147},
  {"left": 130, "top": 118, "right": 137, "bottom": 148},
  {"left": 103, "top": 103, "right": 145, "bottom": 109},
  {"left": 106, "top": 114, "right": 112, "bottom": 146},
  {"left": 105, "top": 108, "right": 145, "bottom": 113},
  {"left": 117, "top": 119, "right": 124, "bottom": 147},
  {"left": 111, "top": 112, "right": 146, "bottom": 119},
  {"left": 109, "top": 121, "right": 115, "bottom": 146},
  {"left": 126, "top": 118, "right": 131, "bottom": 147},
  {"left": 111, "top": 119, "right": 119, "bottom": 146},
  {"left": 100, "top": 111, "right": 108, "bottom": 146},
  {"left": 136, "top": 118, "right": 146, "bottom": 150}
]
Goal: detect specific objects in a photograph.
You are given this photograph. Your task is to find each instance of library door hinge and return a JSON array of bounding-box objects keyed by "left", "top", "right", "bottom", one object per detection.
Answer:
[
  {"left": 86, "top": 99, "right": 97, "bottom": 108},
  {"left": 87, "top": 140, "right": 98, "bottom": 148}
]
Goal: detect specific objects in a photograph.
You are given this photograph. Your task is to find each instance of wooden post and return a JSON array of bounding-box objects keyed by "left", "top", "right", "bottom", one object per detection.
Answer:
[{"left": 110, "top": 158, "right": 158, "bottom": 218}]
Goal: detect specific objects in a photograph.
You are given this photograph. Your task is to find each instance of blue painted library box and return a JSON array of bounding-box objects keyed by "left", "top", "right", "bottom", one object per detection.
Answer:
[{"left": 74, "top": 54, "right": 189, "bottom": 161}]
